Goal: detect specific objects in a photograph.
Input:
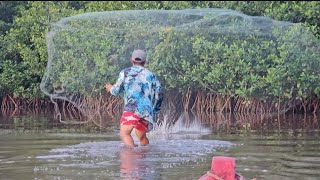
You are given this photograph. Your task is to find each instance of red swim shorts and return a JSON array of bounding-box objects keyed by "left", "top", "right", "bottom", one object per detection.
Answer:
[{"left": 120, "top": 111, "right": 150, "bottom": 133}]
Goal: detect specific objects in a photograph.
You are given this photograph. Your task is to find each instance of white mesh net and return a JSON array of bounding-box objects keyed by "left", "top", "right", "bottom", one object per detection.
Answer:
[{"left": 40, "top": 8, "right": 320, "bottom": 125}]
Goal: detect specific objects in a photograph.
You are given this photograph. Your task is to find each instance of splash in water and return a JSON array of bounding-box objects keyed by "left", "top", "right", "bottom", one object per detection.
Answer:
[{"left": 35, "top": 118, "right": 233, "bottom": 179}]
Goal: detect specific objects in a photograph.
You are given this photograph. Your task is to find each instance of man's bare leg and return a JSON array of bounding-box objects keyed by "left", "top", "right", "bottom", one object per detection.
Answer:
[
  {"left": 120, "top": 125, "right": 137, "bottom": 148},
  {"left": 135, "top": 129, "right": 149, "bottom": 146}
]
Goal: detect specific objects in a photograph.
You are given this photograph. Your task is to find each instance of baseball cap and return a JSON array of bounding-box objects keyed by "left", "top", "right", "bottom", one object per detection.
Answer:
[{"left": 131, "top": 49, "right": 146, "bottom": 62}]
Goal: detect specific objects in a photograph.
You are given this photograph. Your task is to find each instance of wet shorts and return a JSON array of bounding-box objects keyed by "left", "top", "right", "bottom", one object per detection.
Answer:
[{"left": 120, "top": 111, "right": 151, "bottom": 133}]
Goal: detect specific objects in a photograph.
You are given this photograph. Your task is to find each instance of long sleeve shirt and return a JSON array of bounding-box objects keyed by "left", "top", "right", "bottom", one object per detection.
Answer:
[{"left": 110, "top": 65, "right": 163, "bottom": 125}]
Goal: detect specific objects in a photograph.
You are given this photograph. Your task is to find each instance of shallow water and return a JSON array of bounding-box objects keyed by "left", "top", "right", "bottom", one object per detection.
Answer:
[{"left": 0, "top": 112, "right": 320, "bottom": 180}]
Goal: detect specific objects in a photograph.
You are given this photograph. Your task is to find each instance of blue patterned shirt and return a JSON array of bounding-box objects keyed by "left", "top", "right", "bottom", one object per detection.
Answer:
[{"left": 110, "top": 65, "right": 163, "bottom": 126}]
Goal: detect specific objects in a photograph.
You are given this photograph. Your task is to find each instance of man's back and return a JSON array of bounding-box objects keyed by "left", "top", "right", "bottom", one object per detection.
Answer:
[
  {"left": 106, "top": 49, "right": 163, "bottom": 148},
  {"left": 111, "top": 65, "right": 162, "bottom": 125}
]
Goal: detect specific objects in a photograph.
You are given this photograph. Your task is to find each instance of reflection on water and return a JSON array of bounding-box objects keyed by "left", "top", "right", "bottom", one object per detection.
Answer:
[
  {"left": 119, "top": 146, "right": 155, "bottom": 180},
  {"left": 32, "top": 137, "right": 232, "bottom": 179},
  {"left": 0, "top": 130, "right": 319, "bottom": 179},
  {"left": 1, "top": 108, "right": 319, "bottom": 132},
  {"left": 0, "top": 110, "right": 320, "bottom": 180}
]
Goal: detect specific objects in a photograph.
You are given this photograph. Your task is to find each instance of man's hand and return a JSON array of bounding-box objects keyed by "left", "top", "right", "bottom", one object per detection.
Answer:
[{"left": 106, "top": 84, "right": 113, "bottom": 92}]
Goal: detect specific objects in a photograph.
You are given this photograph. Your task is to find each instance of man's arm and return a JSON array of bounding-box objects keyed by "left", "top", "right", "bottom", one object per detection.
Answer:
[
  {"left": 106, "top": 71, "right": 125, "bottom": 96},
  {"left": 153, "top": 77, "right": 164, "bottom": 114}
]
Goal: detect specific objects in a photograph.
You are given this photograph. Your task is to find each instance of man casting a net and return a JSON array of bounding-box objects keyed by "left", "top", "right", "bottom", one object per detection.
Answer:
[{"left": 106, "top": 49, "right": 163, "bottom": 148}]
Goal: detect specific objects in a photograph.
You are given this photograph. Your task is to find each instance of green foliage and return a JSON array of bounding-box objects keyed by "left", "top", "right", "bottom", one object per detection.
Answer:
[
  {"left": 1, "top": 1, "right": 82, "bottom": 98},
  {"left": 0, "top": 1, "right": 319, "bottom": 104},
  {"left": 205, "top": 1, "right": 320, "bottom": 38},
  {"left": 0, "top": 1, "right": 27, "bottom": 33},
  {"left": 84, "top": 1, "right": 192, "bottom": 11},
  {"left": 148, "top": 11, "right": 319, "bottom": 101}
]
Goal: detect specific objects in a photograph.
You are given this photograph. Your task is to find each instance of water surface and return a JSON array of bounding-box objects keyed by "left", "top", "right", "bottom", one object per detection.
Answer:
[{"left": 0, "top": 112, "right": 320, "bottom": 180}]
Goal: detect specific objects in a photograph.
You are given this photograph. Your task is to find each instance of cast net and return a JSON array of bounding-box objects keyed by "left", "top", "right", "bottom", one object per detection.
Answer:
[{"left": 40, "top": 8, "right": 320, "bottom": 127}]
